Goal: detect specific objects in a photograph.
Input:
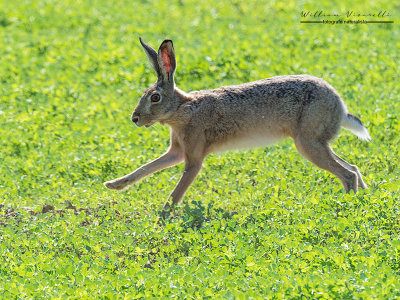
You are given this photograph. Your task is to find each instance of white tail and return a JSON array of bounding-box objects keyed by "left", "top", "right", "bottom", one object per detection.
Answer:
[{"left": 342, "top": 113, "right": 371, "bottom": 141}]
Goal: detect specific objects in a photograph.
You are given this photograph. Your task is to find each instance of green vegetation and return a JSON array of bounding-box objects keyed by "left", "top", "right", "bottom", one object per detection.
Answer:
[{"left": 1, "top": 0, "right": 399, "bottom": 298}]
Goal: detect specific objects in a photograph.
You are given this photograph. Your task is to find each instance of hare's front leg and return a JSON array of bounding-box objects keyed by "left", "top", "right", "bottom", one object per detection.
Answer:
[
  {"left": 104, "top": 148, "right": 183, "bottom": 190},
  {"left": 161, "top": 158, "right": 203, "bottom": 218}
]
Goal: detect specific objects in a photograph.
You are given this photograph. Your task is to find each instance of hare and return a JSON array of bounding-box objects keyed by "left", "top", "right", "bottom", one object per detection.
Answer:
[{"left": 104, "top": 38, "right": 370, "bottom": 217}]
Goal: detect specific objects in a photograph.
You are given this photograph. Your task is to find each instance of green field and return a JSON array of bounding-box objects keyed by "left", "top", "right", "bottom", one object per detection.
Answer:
[{"left": 1, "top": 0, "right": 399, "bottom": 298}]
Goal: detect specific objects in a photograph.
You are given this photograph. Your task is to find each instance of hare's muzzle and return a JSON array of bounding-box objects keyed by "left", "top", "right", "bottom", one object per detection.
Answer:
[{"left": 131, "top": 112, "right": 140, "bottom": 125}]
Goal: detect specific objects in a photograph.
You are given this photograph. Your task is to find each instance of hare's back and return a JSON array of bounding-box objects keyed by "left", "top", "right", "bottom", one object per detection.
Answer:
[
  {"left": 188, "top": 75, "right": 345, "bottom": 153},
  {"left": 220, "top": 74, "right": 340, "bottom": 104},
  {"left": 202, "top": 74, "right": 342, "bottom": 122}
]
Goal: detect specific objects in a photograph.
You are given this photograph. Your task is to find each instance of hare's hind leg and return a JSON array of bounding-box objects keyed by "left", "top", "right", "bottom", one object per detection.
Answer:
[
  {"left": 331, "top": 153, "right": 368, "bottom": 189},
  {"left": 294, "top": 136, "right": 358, "bottom": 192}
]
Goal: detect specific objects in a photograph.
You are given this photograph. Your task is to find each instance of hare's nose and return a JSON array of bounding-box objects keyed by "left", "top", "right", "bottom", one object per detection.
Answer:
[{"left": 131, "top": 112, "right": 140, "bottom": 124}]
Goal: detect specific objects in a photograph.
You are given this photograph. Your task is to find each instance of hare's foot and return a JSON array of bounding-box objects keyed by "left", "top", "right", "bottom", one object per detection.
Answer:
[
  {"left": 160, "top": 202, "right": 176, "bottom": 219},
  {"left": 104, "top": 178, "right": 130, "bottom": 190}
]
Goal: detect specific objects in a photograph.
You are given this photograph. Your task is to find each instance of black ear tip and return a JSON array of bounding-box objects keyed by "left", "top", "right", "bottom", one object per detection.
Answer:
[{"left": 161, "top": 39, "right": 174, "bottom": 47}]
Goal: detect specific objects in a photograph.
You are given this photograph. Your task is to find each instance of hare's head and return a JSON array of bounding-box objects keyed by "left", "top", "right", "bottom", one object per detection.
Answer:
[{"left": 131, "top": 38, "right": 178, "bottom": 127}]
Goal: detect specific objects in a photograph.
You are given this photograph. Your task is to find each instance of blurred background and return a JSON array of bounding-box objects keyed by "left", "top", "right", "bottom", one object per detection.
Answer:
[
  {"left": 1, "top": 0, "right": 399, "bottom": 298},
  {"left": 1, "top": 0, "right": 398, "bottom": 207}
]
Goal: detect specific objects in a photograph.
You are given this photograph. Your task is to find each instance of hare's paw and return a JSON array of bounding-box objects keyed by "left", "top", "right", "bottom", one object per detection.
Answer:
[
  {"left": 359, "top": 180, "right": 368, "bottom": 189},
  {"left": 104, "top": 179, "right": 128, "bottom": 190}
]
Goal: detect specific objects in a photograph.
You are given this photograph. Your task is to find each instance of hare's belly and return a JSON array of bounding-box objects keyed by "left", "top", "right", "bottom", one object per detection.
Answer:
[{"left": 211, "top": 131, "right": 285, "bottom": 153}]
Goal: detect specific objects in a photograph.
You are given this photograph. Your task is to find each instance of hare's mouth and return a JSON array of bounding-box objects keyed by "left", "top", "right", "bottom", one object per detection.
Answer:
[
  {"left": 144, "top": 121, "right": 156, "bottom": 128},
  {"left": 133, "top": 119, "right": 155, "bottom": 128}
]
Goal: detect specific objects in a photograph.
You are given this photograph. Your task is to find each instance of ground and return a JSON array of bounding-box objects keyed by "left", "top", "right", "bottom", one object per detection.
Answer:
[{"left": 0, "top": 0, "right": 399, "bottom": 298}]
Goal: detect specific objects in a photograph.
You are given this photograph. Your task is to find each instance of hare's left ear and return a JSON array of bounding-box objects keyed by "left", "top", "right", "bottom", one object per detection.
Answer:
[
  {"left": 157, "top": 40, "right": 176, "bottom": 86},
  {"left": 139, "top": 37, "right": 162, "bottom": 79}
]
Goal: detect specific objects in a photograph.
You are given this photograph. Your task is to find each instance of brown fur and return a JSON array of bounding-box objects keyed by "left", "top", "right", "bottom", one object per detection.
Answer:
[{"left": 104, "top": 39, "right": 370, "bottom": 217}]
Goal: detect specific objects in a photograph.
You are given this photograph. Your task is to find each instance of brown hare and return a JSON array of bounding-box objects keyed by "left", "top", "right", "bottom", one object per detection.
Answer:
[{"left": 104, "top": 38, "right": 370, "bottom": 217}]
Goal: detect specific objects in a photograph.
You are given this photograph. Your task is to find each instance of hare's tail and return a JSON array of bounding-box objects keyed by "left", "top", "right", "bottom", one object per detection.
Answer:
[{"left": 341, "top": 113, "right": 371, "bottom": 141}]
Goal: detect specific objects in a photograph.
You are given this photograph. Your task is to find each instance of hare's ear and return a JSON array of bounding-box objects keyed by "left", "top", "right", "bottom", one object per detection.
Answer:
[
  {"left": 139, "top": 37, "right": 162, "bottom": 78},
  {"left": 157, "top": 40, "right": 176, "bottom": 86}
]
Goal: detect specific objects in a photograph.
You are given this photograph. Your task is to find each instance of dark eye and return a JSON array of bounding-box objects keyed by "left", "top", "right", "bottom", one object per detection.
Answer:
[{"left": 150, "top": 93, "right": 161, "bottom": 103}]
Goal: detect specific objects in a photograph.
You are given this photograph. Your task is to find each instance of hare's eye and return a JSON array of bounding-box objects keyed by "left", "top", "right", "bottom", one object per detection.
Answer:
[{"left": 150, "top": 93, "right": 161, "bottom": 103}]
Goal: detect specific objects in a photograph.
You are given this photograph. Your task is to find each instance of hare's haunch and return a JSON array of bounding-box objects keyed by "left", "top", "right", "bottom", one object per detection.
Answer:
[{"left": 104, "top": 38, "right": 370, "bottom": 218}]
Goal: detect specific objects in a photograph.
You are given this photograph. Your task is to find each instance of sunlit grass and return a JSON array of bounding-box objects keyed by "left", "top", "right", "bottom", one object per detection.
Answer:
[{"left": 0, "top": 0, "right": 399, "bottom": 297}]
